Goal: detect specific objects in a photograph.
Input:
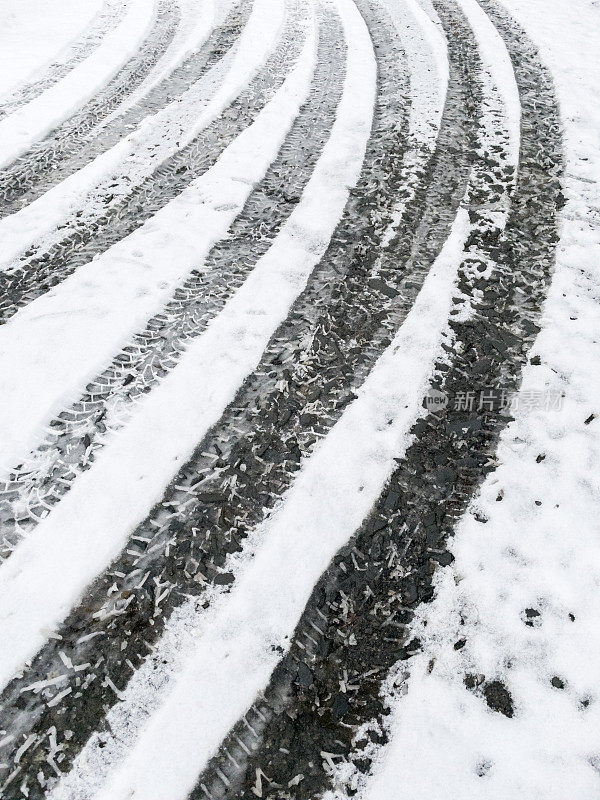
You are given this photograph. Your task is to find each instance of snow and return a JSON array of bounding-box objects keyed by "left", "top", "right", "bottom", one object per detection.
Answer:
[
  {"left": 0, "top": 0, "right": 289, "bottom": 475},
  {"left": 384, "top": 0, "right": 449, "bottom": 144},
  {"left": 0, "top": 0, "right": 598, "bottom": 795},
  {"left": 362, "top": 1, "right": 600, "bottom": 798},
  {"left": 0, "top": 0, "right": 157, "bottom": 170},
  {"left": 377, "top": 0, "right": 448, "bottom": 244},
  {"left": 0, "top": 0, "right": 376, "bottom": 694},
  {"left": 98, "top": 0, "right": 218, "bottom": 127},
  {"left": 0, "top": 0, "right": 102, "bottom": 98},
  {"left": 49, "top": 202, "right": 469, "bottom": 800},
  {"left": 0, "top": 0, "right": 278, "bottom": 271},
  {"left": 456, "top": 0, "right": 520, "bottom": 165}
]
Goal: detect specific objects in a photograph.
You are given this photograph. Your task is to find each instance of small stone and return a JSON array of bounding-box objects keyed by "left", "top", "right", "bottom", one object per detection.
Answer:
[
  {"left": 353, "top": 758, "right": 371, "bottom": 775},
  {"left": 296, "top": 662, "right": 314, "bottom": 688},
  {"left": 214, "top": 572, "right": 234, "bottom": 586},
  {"left": 524, "top": 607, "right": 540, "bottom": 624},
  {"left": 483, "top": 680, "right": 514, "bottom": 717},
  {"left": 551, "top": 676, "right": 565, "bottom": 690},
  {"left": 464, "top": 673, "right": 485, "bottom": 690},
  {"left": 400, "top": 576, "right": 418, "bottom": 605},
  {"left": 430, "top": 551, "right": 454, "bottom": 567},
  {"left": 332, "top": 693, "right": 350, "bottom": 718}
]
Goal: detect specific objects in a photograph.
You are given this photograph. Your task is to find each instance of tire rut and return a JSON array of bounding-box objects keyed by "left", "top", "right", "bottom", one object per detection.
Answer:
[
  {"left": 189, "top": 2, "right": 563, "bottom": 798},
  {"left": 0, "top": 1, "right": 311, "bottom": 795},
  {"left": 0, "top": 0, "right": 181, "bottom": 216},
  {"left": 0, "top": 0, "right": 252, "bottom": 217},
  {"left": 0, "top": 4, "right": 345, "bottom": 558},
  {"left": 0, "top": 0, "right": 478, "bottom": 793},
  {"left": 0, "top": 0, "right": 129, "bottom": 122},
  {"left": 0, "top": 1, "right": 301, "bottom": 325}
]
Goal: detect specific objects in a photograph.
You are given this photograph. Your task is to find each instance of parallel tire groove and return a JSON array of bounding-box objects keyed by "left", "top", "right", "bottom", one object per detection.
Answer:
[
  {"left": 0, "top": 0, "right": 474, "bottom": 793},
  {"left": 0, "top": 0, "right": 251, "bottom": 216},
  {"left": 0, "top": 0, "right": 564, "bottom": 797},
  {"left": 0, "top": 4, "right": 346, "bottom": 556},
  {"left": 190, "top": 2, "right": 563, "bottom": 798},
  {"left": 0, "top": 0, "right": 181, "bottom": 216},
  {"left": 0, "top": 1, "right": 314, "bottom": 794},
  {"left": 0, "top": 0, "right": 129, "bottom": 122},
  {"left": 0, "top": 1, "right": 300, "bottom": 324}
]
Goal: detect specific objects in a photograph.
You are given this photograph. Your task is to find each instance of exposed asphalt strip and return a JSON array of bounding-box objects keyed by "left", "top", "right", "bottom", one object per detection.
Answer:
[
  {"left": 0, "top": 0, "right": 181, "bottom": 218},
  {"left": 0, "top": 0, "right": 481, "bottom": 796},
  {"left": 0, "top": 0, "right": 251, "bottom": 218},
  {"left": 0, "top": 1, "right": 302, "bottom": 326},
  {"left": 186, "top": 2, "right": 564, "bottom": 798},
  {"left": 0, "top": 0, "right": 129, "bottom": 122},
  {"left": 0, "top": 4, "right": 345, "bottom": 555}
]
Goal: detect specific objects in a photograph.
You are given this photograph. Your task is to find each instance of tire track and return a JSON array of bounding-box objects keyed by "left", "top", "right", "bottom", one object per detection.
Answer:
[
  {"left": 0, "top": 1, "right": 180, "bottom": 211},
  {"left": 0, "top": 1, "right": 317, "bottom": 795},
  {"left": 0, "top": 0, "right": 129, "bottom": 122},
  {"left": 0, "top": 1, "right": 302, "bottom": 326},
  {"left": 0, "top": 0, "right": 476, "bottom": 793},
  {"left": 0, "top": 0, "right": 562, "bottom": 797},
  {"left": 0, "top": 0, "right": 307, "bottom": 692},
  {"left": 0, "top": 1, "right": 371, "bottom": 794},
  {"left": 189, "top": 2, "right": 563, "bottom": 797},
  {"left": 0, "top": 0, "right": 297, "bottom": 538},
  {"left": 0, "top": 0, "right": 251, "bottom": 219},
  {"left": 0, "top": 0, "right": 452, "bottom": 552},
  {"left": 0, "top": 4, "right": 344, "bottom": 556}
]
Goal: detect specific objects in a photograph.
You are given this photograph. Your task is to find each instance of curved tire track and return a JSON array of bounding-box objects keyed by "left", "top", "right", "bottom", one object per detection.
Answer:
[
  {"left": 0, "top": 2, "right": 304, "bottom": 325},
  {"left": 0, "top": 0, "right": 479, "bottom": 793},
  {"left": 189, "top": 2, "right": 563, "bottom": 798},
  {"left": 0, "top": 0, "right": 181, "bottom": 217},
  {"left": 0, "top": 0, "right": 129, "bottom": 122},
  {"left": 0, "top": 0, "right": 251, "bottom": 218},
  {"left": 0, "top": 0, "right": 466, "bottom": 556},
  {"left": 0, "top": 3, "right": 344, "bottom": 555},
  {"left": 0, "top": 0, "right": 564, "bottom": 797},
  {"left": 0, "top": 2, "right": 327, "bottom": 795}
]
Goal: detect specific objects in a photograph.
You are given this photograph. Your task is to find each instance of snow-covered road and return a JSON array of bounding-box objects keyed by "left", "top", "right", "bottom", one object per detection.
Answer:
[{"left": 0, "top": 0, "right": 598, "bottom": 798}]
